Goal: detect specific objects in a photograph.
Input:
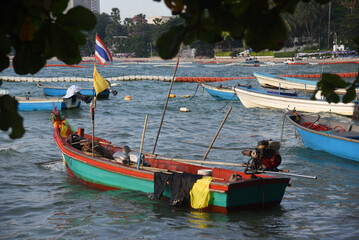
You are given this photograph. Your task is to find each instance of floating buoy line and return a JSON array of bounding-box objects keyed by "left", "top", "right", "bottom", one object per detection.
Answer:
[
  {"left": 280, "top": 72, "right": 358, "bottom": 78},
  {"left": 0, "top": 72, "right": 357, "bottom": 83},
  {"left": 0, "top": 75, "right": 255, "bottom": 83}
]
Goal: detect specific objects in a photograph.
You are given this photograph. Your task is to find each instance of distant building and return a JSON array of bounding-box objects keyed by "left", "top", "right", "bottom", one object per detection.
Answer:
[
  {"left": 333, "top": 44, "right": 345, "bottom": 51},
  {"left": 181, "top": 45, "right": 196, "bottom": 59},
  {"left": 148, "top": 16, "right": 172, "bottom": 24},
  {"left": 66, "top": 0, "right": 100, "bottom": 13},
  {"left": 132, "top": 15, "right": 147, "bottom": 25}
]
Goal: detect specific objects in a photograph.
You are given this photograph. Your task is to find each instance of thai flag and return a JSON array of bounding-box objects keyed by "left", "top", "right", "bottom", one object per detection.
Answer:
[{"left": 95, "top": 34, "right": 113, "bottom": 65}]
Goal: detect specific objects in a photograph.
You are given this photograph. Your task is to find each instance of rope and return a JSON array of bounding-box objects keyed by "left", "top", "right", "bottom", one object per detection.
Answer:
[
  {"left": 190, "top": 83, "right": 200, "bottom": 99},
  {"left": 219, "top": 93, "right": 236, "bottom": 110}
]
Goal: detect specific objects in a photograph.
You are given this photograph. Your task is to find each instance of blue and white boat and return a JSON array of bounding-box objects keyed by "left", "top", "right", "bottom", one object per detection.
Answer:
[
  {"left": 285, "top": 111, "right": 359, "bottom": 162},
  {"left": 16, "top": 97, "right": 80, "bottom": 111},
  {"left": 254, "top": 72, "right": 318, "bottom": 92},
  {"left": 37, "top": 83, "right": 111, "bottom": 99},
  {"left": 254, "top": 72, "right": 350, "bottom": 94},
  {"left": 234, "top": 86, "right": 358, "bottom": 116},
  {"left": 201, "top": 83, "right": 237, "bottom": 100},
  {"left": 201, "top": 83, "right": 297, "bottom": 101}
]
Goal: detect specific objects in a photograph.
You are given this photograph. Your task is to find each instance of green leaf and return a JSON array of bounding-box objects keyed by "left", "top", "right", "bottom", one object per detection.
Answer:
[
  {"left": 52, "top": 0, "right": 70, "bottom": 17},
  {"left": 342, "top": 86, "right": 356, "bottom": 104},
  {"left": 157, "top": 26, "right": 186, "bottom": 59},
  {"left": 0, "top": 54, "right": 9, "bottom": 72},
  {"left": 182, "top": 29, "right": 196, "bottom": 45},
  {"left": 0, "top": 95, "right": 25, "bottom": 139},
  {"left": 325, "top": 92, "right": 340, "bottom": 103},
  {"left": 13, "top": 43, "right": 46, "bottom": 75},
  {"left": 245, "top": 10, "right": 287, "bottom": 51},
  {"left": 44, "top": 23, "right": 81, "bottom": 64},
  {"left": 314, "top": 73, "right": 353, "bottom": 103},
  {"left": 57, "top": 6, "right": 96, "bottom": 30},
  {"left": 321, "top": 73, "right": 350, "bottom": 88}
]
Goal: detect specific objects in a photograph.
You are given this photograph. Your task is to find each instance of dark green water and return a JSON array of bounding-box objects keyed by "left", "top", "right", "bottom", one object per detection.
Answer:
[{"left": 0, "top": 60, "right": 358, "bottom": 239}]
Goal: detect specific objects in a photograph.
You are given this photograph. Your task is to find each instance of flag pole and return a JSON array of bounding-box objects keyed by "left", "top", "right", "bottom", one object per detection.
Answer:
[
  {"left": 91, "top": 63, "right": 96, "bottom": 158},
  {"left": 92, "top": 34, "right": 112, "bottom": 157}
]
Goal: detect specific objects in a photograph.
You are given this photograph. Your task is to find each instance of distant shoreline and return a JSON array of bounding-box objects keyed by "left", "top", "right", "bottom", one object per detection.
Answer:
[{"left": 82, "top": 56, "right": 359, "bottom": 64}]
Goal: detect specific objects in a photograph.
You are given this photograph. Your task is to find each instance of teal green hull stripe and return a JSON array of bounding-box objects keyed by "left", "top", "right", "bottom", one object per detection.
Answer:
[{"left": 64, "top": 155, "right": 153, "bottom": 192}]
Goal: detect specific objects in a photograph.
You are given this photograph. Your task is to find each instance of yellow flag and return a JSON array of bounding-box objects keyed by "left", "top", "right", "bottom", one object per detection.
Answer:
[{"left": 93, "top": 64, "right": 110, "bottom": 96}]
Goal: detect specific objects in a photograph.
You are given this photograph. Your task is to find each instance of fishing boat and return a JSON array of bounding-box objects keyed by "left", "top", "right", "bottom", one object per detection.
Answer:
[
  {"left": 16, "top": 96, "right": 81, "bottom": 111},
  {"left": 52, "top": 35, "right": 290, "bottom": 213},
  {"left": 200, "top": 83, "right": 237, "bottom": 100},
  {"left": 285, "top": 111, "right": 359, "bottom": 162},
  {"left": 52, "top": 114, "right": 290, "bottom": 213},
  {"left": 234, "top": 86, "right": 359, "bottom": 116},
  {"left": 37, "top": 82, "right": 111, "bottom": 99},
  {"left": 201, "top": 83, "right": 297, "bottom": 101},
  {"left": 233, "top": 57, "right": 260, "bottom": 67},
  {"left": 254, "top": 72, "right": 348, "bottom": 94}
]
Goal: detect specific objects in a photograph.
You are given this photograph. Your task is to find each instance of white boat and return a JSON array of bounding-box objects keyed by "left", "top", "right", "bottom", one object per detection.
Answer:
[
  {"left": 234, "top": 86, "right": 358, "bottom": 116},
  {"left": 254, "top": 72, "right": 348, "bottom": 94}
]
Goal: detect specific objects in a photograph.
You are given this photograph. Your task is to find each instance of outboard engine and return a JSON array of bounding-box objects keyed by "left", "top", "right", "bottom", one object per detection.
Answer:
[{"left": 242, "top": 140, "right": 282, "bottom": 171}]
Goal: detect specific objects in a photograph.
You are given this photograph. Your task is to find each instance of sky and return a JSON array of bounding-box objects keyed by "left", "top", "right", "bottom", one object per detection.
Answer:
[{"left": 100, "top": 0, "right": 173, "bottom": 20}]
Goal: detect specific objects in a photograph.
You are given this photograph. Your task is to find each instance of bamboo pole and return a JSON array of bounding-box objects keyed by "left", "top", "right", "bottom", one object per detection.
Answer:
[
  {"left": 202, "top": 107, "right": 232, "bottom": 164},
  {"left": 257, "top": 170, "right": 317, "bottom": 179},
  {"left": 152, "top": 44, "right": 183, "bottom": 154},
  {"left": 91, "top": 97, "right": 96, "bottom": 157},
  {"left": 154, "top": 156, "right": 248, "bottom": 167},
  {"left": 138, "top": 114, "right": 148, "bottom": 169}
]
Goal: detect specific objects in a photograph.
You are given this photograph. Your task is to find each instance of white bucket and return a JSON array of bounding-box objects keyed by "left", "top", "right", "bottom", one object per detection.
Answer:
[{"left": 198, "top": 169, "right": 212, "bottom": 176}]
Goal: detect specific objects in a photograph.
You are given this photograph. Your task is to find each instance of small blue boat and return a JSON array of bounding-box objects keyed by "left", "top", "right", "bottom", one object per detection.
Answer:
[
  {"left": 285, "top": 111, "right": 359, "bottom": 162},
  {"left": 16, "top": 97, "right": 81, "bottom": 111},
  {"left": 37, "top": 83, "right": 110, "bottom": 99},
  {"left": 201, "top": 83, "right": 237, "bottom": 100}
]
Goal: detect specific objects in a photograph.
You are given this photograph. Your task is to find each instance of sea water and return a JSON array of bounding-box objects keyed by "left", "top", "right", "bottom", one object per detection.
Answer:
[{"left": 0, "top": 60, "right": 358, "bottom": 239}]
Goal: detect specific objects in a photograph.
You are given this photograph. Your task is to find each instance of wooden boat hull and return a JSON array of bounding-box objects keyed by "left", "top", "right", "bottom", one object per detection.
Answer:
[
  {"left": 234, "top": 87, "right": 358, "bottom": 116},
  {"left": 201, "top": 83, "right": 237, "bottom": 100},
  {"left": 285, "top": 112, "right": 359, "bottom": 162},
  {"left": 54, "top": 126, "right": 289, "bottom": 213},
  {"left": 254, "top": 72, "right": 348, "bottom": 94},
  {"left": 42, "top": 86, "right": 110, "bottom": 99}
]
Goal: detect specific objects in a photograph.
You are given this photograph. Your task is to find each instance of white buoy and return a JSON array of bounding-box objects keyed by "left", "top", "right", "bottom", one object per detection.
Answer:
[{"left": 180, "top": 107, "right": 190, "bottom": 112}]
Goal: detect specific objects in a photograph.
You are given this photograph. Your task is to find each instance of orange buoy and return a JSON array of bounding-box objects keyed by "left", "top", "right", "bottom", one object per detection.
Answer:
[{"left": 124, "top": 96, "right": 132, "bottom": 101}]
